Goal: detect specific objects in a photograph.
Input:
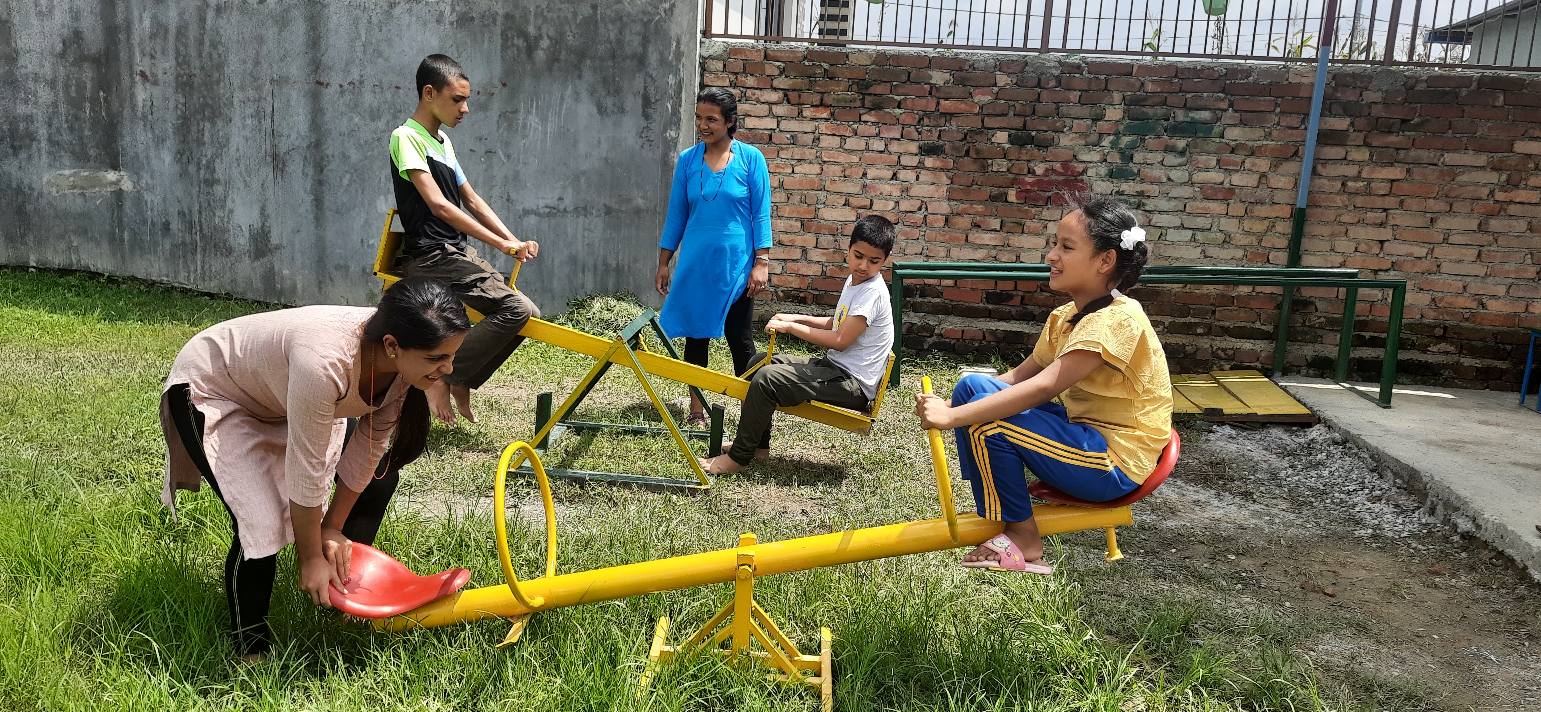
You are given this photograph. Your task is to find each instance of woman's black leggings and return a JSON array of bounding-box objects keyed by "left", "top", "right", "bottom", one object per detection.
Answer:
[
  {"left": 684, "top": 289, "right": 756, "bottom": 379},
  {"left": 165, "top": 384, "right": 398, "bottom": 656}
]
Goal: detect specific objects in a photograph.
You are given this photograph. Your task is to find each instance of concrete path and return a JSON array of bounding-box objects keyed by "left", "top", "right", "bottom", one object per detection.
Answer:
[{"left": 1282, "top": 378, "right": 1541, "bottom": 581}]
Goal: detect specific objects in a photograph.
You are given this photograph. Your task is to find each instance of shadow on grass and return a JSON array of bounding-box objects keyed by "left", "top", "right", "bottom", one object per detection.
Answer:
[
  {"left": 75, "top": 550, "right": 415, "bottom": 688},
  {"left": 743, "top": 454, "right": 850, "bottom": 488},
  {"left": 425, "top": 423, "right": 504, "bottom": 455},
  {"left": 70, "top": 552, "right": 243, "bottom": 685},
  {"left": 0, "top": 268, "right": 272, "bottom": 326}
]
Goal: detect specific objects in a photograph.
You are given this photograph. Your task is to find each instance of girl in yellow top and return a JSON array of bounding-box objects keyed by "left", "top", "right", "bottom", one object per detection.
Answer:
[{"left": 915, "top": 196, "right": 1173, "bottom": 574}]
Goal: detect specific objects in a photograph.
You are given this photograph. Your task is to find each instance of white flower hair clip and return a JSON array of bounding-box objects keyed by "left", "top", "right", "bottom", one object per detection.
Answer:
[{"left": 1119, "top": 226, "right": 1147, "bottom": 250}]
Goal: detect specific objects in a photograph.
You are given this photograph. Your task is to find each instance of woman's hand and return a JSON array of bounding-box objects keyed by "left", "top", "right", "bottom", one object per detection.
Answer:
[
  {"left": 322, "top": 527, "right": 352, "bottom": 585},
  {"left": 765, "top": 318, "right": 792, "bottom": 335},
  {"left": 748, "top": 260, "right": 770, "bottom": 296},
  {"left": 655, "top": 263, "right": 672, "bottom": 296},
  {"left": 914, "top": 393, "right": 955, "bottom": 430},
  {"left": 299, "top": 553, "right": 344, "bottom": 607}
]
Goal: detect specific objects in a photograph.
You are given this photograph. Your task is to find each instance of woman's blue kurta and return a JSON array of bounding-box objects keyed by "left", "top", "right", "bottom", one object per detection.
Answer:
[{"left": 657, "top": 140, "right": 773, "bottom": 339}]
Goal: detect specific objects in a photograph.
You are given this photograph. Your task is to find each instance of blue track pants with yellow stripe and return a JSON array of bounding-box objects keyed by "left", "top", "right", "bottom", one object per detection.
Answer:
[{"left": 951, "top": 373, "right": 1138, "bottom": 522}]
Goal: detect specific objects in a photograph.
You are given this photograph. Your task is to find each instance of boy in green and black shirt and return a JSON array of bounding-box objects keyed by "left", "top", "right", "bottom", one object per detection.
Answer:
[{"left": 390, "top": 54, "right": 540, "bottom": 424}]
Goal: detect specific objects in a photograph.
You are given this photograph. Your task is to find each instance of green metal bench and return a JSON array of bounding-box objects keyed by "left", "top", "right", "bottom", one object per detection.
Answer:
[{"left": 887, "top": 262, "right": 1407, "bottom": 408}]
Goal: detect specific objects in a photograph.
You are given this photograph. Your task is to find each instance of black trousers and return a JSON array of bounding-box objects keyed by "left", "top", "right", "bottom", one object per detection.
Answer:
[
  {"left": 165, "top": 384, "right": 398, "bottom": 656},
  {"left": 683, "top": 290, "right": 757, "bottom": 380}
]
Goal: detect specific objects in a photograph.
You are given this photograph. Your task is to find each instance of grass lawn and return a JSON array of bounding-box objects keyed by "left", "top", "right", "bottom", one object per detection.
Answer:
[{"left": 0, "top": 268, "right": 1432, "bottom": 711}]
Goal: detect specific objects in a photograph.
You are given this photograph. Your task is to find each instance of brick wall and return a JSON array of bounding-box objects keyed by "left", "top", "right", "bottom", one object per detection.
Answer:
[{"left": 701, "top": 41, "right": 1541, "bottom": 390}]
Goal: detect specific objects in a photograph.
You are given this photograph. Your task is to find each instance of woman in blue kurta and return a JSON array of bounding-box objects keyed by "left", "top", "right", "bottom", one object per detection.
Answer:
[{"left": 656, "top": 88, "right": 773, "bottom": 425}]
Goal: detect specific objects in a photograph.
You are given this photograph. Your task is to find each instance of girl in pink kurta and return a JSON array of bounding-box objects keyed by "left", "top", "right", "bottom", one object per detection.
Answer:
[{"left": 159, "top": 277, "right": 469, "bottom": 659}]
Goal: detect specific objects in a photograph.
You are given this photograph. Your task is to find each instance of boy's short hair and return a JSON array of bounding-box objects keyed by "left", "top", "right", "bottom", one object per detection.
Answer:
[
  {"left": 849, "top": 215, "right": 897, "bottom": 256},
  {"left": 416, "top": 54, "right": 468, "bottom": 98}
]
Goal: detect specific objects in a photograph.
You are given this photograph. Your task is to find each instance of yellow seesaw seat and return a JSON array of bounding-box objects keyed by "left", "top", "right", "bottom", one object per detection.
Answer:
[{"left": 371, "top": 209, "right": 896, "bottom": 435}]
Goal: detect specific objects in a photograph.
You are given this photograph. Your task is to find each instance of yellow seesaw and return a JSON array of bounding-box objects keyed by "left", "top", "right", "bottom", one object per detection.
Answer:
[
  {"left": 372, "top": 209, "right": 895, "bottom": 490},
  {"left": 358, "top": 375, "right": 1180, "bottom": 711}
]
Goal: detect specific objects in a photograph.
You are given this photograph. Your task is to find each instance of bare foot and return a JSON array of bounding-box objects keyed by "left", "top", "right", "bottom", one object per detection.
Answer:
[
  {"left": 686, "top": 410, "right": 707, "bottom": 427},
  {"left": 754, "top": 448, "right": 770, "bottom": 461},
  {"left": 962, "top": 519, "right": 1047, "bottom": 566},
  {"left": 700, "top": 454, "right": 746, "bottom": 475},
  {"left": 449, "top": 384, "right": 477, "bottom": 423},
  {"left": 425, "top": 380, "right": 456, "bottom": 425}
]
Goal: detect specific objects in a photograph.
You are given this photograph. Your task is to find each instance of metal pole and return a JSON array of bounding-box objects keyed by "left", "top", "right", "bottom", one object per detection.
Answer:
[
  {"left": 1523, "top": 331, "right": 1537, "bottom": 406},
  {"left": 379, "top": 508, "right": 1131, "bottom": 630},
  {"left": 1381, "top": 0, "right": 1403, "bottom": 62},
  {"left": 1039, "top": 0, "right": 1053, "bottom": 51},
  {"left": 1278, "top": 0, "right": 1339, "bottom": 378},
  {"left": 1378, "top": 283, "right": 1404, "bottom": 408},
  {"left": 890, "top": 273, "right": 904, "bottom": 386},
  {"left": 1336, "top": 286, "right": 1358, "bottom": 382}
]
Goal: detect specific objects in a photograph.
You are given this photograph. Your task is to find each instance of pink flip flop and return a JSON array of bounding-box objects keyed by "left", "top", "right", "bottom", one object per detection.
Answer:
[{"left": 962, "top": 534, "right": 1054, "bottom": 575}]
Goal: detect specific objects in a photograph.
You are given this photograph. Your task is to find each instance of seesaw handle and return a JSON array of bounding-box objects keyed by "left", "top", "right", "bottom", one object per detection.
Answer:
[
  {"left": 493, "top": 441, "right": 559, "bottom": 609},
  {"left": 508, "top": 259, "right": 522, "bottom": 291},
  {"left": 921, "top": 376, "right": 961, "bottom": 544}
]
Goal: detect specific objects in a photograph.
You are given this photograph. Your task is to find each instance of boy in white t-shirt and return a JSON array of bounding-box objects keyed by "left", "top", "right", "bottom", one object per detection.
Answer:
[{"left": 701, "top": 215, "right": 897, "bottom": 474}]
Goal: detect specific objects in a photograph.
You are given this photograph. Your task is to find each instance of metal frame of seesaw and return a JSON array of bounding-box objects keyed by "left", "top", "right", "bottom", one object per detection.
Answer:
[
  {"left": 373, "top": 378, "right": 1147, "bottom": 712},
  {"left": 371, "top": 209, "right": 897, "bottom": 492}
]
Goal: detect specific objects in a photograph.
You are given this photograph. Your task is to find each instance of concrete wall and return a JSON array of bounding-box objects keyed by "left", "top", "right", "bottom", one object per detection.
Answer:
[
  {"left": 1470, "top": 7, "right": 1541, "bottom": 68},
  {"left": 1, "top": 0, "right": 700, "bottom": 309}
]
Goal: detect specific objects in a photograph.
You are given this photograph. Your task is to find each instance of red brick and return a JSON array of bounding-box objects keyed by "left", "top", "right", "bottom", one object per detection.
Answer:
[
  {"left": 1133, "top": 64, "right": 1177, "bottom": 78},
  {"left": 765, "top": 48, "right": 806, "bottom": 62},
  {"left": 883, "top": 54, "right": 930, "bottom": 68},
  {"left": 1424, "top": 74, "right": 1475, "bottom": 88},
  {"left": 1485, "top": 299, "right": 1531, "bottom": 313},
  {"left": 1439, "top": 262, "right": 1489, "bottom": 276},
  {"left": 1434, "top": 294, "right": 1479, "bottom": 309}
]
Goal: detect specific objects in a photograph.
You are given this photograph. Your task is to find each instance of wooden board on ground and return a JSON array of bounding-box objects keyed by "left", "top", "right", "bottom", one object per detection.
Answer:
[{"left": 1171, "top": 370, "right": 1318, "bottom": 424}]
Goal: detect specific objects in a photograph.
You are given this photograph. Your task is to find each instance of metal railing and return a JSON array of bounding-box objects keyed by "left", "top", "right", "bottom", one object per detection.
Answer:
[
  {"left": 705, "top": 0, "right": 1541, "bottom": 71},
  {"left": 887, "top": 262, "right": 1408, "bottom": 407}
]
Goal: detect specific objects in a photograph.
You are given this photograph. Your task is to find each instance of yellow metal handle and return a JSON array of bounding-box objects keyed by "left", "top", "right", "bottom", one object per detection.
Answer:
[
  {"left": 921, "top": 376, "right": 960, "bottom": 544},
  {"left": 508, "top": 259, "right": 522, "bottom": 290},
  {"left": 493, "top": 441, "right": 559, "bottom": 610},
  {"left": 741, "top": 332, "right": 778, "bottom": 380}
]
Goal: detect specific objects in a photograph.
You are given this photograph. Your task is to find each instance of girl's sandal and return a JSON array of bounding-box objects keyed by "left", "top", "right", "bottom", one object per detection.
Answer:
[{"left": 962, "top": 534, "right": 1054, "bottom": 575}]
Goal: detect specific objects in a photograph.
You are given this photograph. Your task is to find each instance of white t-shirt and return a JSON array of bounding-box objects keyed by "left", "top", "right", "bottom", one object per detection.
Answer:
[{"left": 827, "top": 274, "right": 895, "bottom": 400}]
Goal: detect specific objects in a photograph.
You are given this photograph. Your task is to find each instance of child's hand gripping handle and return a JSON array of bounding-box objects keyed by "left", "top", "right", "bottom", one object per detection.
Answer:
[{"left": 921, "top": 376, "right": 961, "bottom": 544}]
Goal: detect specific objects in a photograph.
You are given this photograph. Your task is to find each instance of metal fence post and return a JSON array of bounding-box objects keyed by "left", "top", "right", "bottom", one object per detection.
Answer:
[
  {"left": 1381, "top": 0, "right": 1403, "bottom": 62},
  {"left": 1039, "top": 0, "right": 1053, "bottom": 52}
]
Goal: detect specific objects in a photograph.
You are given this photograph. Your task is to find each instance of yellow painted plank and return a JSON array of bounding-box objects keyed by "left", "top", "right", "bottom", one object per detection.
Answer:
[
  {"left": 1173, "top": 373, "right": 1254, "bottom": 415},
  {"left": 1171, "top": 386, "right": 1200, "bottom": 414},
  {"left": 1212, "top": 370, "right": 1312, "bottom": 416},
  {"left": 522, "top": 319, "right": 876, "bottom": 434}
]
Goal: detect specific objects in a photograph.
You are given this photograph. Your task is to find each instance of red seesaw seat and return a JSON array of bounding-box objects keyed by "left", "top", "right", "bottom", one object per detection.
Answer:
[
  {"left": 328, "top": 542, "right": 472, "bottom": 619},
  {"left": 1028, "top": 431, "right": 1181, "bottom": 509}
]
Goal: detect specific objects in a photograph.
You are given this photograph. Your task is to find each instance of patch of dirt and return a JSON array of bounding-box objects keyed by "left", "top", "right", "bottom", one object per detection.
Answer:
[
  {"left": 1131, "top": 423, "right": 1541, "bottom": 711},
  {"left": 721, "top": 482, "right": 827, "bottom": 522}
]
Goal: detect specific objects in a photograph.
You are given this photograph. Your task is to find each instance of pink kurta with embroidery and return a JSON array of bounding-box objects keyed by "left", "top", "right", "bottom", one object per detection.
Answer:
[{"left": 160, "top": 305, "right": 410, "bottom": 559}]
